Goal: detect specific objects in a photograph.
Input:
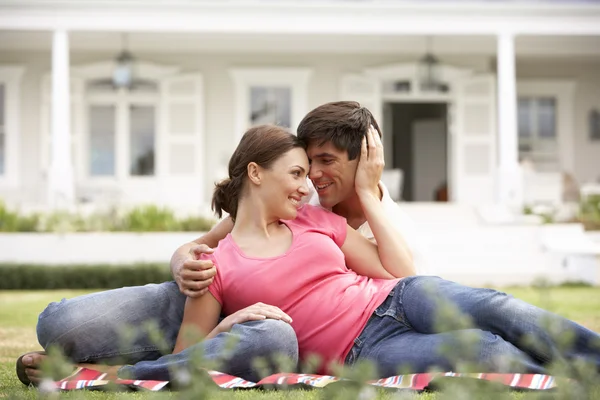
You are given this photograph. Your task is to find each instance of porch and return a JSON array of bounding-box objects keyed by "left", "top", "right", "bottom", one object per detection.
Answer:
[{"left": 0, "top": 1, "right": 599, "bottom": 214}]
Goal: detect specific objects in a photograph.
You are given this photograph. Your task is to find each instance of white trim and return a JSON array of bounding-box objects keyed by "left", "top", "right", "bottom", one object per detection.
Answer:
[
  {"left": 382, "top": 93, "right": 453, "bottom": 103},
  {"left": 1, "top": 3, "right": 600, "bottom": 35},
  {"left": 229, "top": 67, "right": 312, "bottom": 142},
  {"left": 452, "top": 74, "right": 497, "bottom": 205},
  {"left": 365, "top": 61, "right": 473, "bottom": 102},
  {"left": 72, "top": 61, "right": 179, "bottom": 82},
  {"left": 496, "top": 33, "right": 519, "bottom": 207},
  {"left": 356, "top": 61, "right": 477, "bottom": 203},
  {"left": 365, "top": 62, "right": 473, "bottom": 83},
  {"left": 48, "top": 30, "right": 74, "bottom": 208},
  {"left": 0, "top": 66, "right": 24, "bottom": 188},
  {"left": 517, "top": 80, "right": 576, "bottom": 174}
]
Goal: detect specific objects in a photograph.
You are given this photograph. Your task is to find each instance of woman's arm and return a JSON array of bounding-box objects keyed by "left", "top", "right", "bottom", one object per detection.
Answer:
[
  {"left": 358, "top": 191, "right": 415, "bottom": 278},
  {"left": 173, "top": 293, "right": 222, "bottom": 353},
  {"left": 173, "top": 294, "right": 294, "bottom": 354},
  {"left": 350, "top": 127, "right": 416, "bottom": 278},
  {"left": 341, "top": 226, "right": 395, "bottom": 279}
]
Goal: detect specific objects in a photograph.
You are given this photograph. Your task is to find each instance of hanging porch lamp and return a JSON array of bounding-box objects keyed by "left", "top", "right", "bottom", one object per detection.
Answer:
[
  {"left": 417, "top": 36, "right": 441, "bottom": 92},
  {"left": 112, "top": 33, "right": 136, "bottom": 89}
]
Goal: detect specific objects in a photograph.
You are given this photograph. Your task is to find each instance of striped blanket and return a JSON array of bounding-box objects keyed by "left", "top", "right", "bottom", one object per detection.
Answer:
[{"left": 53, "top": 367, "right": 558, "bottom": 392}]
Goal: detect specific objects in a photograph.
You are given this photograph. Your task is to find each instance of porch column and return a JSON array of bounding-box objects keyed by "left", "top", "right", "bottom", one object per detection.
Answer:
[
  {"left": 48, "top": 30, "right": 75, "bottom": 209},
  {"left": 496, "top": 32, "right": 522, "bottom": 209}
]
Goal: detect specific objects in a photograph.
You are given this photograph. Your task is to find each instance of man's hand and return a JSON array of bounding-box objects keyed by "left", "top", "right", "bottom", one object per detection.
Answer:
[
  {"left": 174, "top": 244, "right": 217, "bottom": 298},
  {"left": 355, "top": 125, "right": 384, "bottom": 199},
  {"left": 214, "top": 303, "right": 293, "bottom": 334}
]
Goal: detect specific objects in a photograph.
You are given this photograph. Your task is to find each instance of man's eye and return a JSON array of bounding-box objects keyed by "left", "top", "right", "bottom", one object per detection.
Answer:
[{"left": 322, "top": 159, "right": 333, "bottom": 164}]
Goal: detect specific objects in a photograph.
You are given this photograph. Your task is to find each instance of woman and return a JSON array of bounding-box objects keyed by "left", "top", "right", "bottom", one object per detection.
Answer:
[{"left": 173, "top": 124, "right": 600, "bottom": 377}]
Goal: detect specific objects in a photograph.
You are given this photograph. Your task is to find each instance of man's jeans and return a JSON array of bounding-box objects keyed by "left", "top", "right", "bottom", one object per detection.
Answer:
[
  {"left": 346, "top": 276, "right": 600, "bottom": 378},
  {"left": 36, "top": 282, "right": 299, "bottom": 382}
]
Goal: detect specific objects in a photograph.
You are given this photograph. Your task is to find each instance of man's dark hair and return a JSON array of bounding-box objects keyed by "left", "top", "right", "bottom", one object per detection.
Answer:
[{"left": 296, "top": 101, "right": 382, "bottom": 161}]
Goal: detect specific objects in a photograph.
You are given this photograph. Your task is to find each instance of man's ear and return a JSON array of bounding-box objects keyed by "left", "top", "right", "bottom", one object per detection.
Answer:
[{"left": 247, "top": 162, "right": 261, "bottom": 185}]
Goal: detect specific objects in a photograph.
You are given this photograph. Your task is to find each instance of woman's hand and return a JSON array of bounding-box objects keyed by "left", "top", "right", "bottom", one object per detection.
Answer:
[{"left": 215, "top": 303, "right": 293, "bottom": 334}]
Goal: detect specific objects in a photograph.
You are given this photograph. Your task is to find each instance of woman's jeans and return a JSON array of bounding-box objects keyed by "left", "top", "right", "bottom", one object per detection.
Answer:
[
  {"left": 36, "top": 281, "right": 298, "bottom": 382},
  {"left": 346, "top": 276, "right": 600, "bottom": 378}
]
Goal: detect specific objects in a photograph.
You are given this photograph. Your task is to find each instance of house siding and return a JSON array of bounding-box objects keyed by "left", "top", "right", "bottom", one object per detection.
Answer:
[{"left": 0, "top": 50, "right": 598, "bottom": 209}]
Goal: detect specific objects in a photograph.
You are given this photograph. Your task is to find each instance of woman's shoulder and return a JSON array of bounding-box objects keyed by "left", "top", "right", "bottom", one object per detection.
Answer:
[
  {"left": 199, "top": 235, "right": 235, "bottom": 264},
  {"left": 296, "top": 204, "right": 334, "bottom": 220}
]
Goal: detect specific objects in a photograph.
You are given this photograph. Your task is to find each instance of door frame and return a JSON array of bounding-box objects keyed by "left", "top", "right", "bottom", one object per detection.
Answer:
[{"left": 364, "top": 61, "right": 475, "bottom": 202}]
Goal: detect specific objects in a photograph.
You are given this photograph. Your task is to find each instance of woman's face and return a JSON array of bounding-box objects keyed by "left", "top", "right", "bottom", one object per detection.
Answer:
[{"left": 260, "top": 147, "right": 310, "bottom": 220}]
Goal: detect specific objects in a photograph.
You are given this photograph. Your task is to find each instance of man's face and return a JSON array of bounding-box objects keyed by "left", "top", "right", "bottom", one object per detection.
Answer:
[{"left": 306, "top": 141, "right": 359, "bottom": 209}]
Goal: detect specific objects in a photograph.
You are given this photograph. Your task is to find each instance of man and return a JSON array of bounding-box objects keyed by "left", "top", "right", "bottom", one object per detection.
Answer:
[{"left": 18, "top": 101, "right": 424, "bottom": 385}]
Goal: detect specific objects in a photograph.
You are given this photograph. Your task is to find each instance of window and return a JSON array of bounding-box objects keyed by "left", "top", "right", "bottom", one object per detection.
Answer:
[
  {"left": 86, "top": 81, "right": 158, "bottom": 178},
  {"left": 230, "top": 68, "right": 312, "bottom": 142},
  {"left": 129, "top": 105, "right": 155, "bottom": 176},
  {"left": 249, "top": 87, "right": 291, "bottom": 127},
  {"left": 89, "top": 105, "right": 116, "bottom": 176},
  {"left": 518, "top": 97, "right": 559, "bottom": 172}
]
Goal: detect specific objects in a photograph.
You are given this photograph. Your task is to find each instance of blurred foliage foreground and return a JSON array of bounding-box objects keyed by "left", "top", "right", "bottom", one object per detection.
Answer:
[
  {"left": 1, "top": 287, "right": 600, "bottom": 399},
  {"left": 0, "top": 202, "right": 216, "bottom": 233}
]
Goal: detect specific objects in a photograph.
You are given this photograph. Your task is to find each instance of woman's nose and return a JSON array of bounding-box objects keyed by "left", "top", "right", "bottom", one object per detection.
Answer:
[{"left": 299, "top": 181, "right": 309, "bottom": 195}]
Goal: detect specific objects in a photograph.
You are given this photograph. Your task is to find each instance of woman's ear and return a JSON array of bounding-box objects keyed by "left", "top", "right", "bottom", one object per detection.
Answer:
[{"left": 247, "top": 162, "right": 261, "bottom": 185}]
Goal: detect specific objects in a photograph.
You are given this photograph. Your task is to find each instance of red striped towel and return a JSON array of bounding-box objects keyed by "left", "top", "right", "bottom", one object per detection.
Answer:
[{"left": 51, "top": 367, "right": 559, "bottom": 392}]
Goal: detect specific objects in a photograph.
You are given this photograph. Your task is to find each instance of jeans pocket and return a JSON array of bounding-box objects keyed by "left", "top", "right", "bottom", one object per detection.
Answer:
[
  {"left": 344, "top": 336, "right": 364, "bottom": 367},
  {"left": 373, "top": 288, "right": 402, "bottom": 322}
]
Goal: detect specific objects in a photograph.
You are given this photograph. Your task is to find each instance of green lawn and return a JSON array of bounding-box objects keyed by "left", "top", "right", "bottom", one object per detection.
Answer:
[{"left": 1, "top": 287, "right": 599, "bottom": 399}]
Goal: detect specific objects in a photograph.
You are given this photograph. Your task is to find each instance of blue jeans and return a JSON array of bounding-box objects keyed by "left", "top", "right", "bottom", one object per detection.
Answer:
[
  {"left": 346, "top": 276, "right": 600, "bottom": 378},
  {"left": 36, "top": 281, "right": 299, "bottom": 382}
]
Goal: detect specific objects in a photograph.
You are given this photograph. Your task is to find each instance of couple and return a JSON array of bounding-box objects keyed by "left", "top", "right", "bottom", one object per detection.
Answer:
[{"left": 18, "top": 102, "right": 600, "bottom": 385}]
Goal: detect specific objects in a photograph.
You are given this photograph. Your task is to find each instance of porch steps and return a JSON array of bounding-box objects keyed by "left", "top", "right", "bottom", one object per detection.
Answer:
[{"left": 401, "top": 203, "right": 600, "bottom": 287}]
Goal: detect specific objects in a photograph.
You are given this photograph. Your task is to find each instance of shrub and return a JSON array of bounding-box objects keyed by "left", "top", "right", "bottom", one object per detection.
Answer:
[
  {"left": 179, "top": 215, "right": 216, "bottom": 232},
  {"left": 37, "top": 210, "right": 85, "bottom": 233},
  {"left": 0, "top": 263, "right": 172, "bottom": 290},
  {"left": 0, "top": 200, "right": 217, "bottom": 233},
  {"left": 120, "top": 205, "right": 181, "bottom": 232},
  {"left": 0, "top": 201, "right": 40, "bottom": 232},
  {"left": 579, "top": 194, "right": 600, "bottom": 231}
]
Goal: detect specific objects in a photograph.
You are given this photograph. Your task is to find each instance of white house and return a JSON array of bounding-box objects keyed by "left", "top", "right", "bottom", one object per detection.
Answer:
[{"left": 0, "top": 0, "right": 599, "bottom": 214}]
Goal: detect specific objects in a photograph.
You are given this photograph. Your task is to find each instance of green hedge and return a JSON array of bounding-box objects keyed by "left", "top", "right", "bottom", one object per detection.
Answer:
[
  {"left": 0, "top": 264, "right": 173, "bottom": 290},
  {"left": 579, "top": 194, "right": 600, "bottom": 231}
]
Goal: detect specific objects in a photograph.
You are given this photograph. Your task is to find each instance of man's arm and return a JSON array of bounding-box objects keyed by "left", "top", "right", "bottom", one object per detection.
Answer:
[{"left": 170, "top": 217, "right": 234, "bottom": 297}]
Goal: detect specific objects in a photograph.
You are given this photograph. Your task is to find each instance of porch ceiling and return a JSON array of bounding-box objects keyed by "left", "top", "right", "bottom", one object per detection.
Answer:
[
  {"left": 1, "top": 1, "right": 600, "bottom": 36},
  {"left": 1, "top": 31, "right": 600, "bottom": 58}
]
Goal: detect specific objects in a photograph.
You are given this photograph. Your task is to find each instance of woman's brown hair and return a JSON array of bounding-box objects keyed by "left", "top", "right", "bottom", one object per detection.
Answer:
[{"left": 212, "top": 125, "right": 305, "bottom": 221}]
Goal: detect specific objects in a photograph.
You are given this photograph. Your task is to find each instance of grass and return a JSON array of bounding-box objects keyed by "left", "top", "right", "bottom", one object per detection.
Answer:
[{"left": 0, "top": 286, "right": 599, "bottom": 399}]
